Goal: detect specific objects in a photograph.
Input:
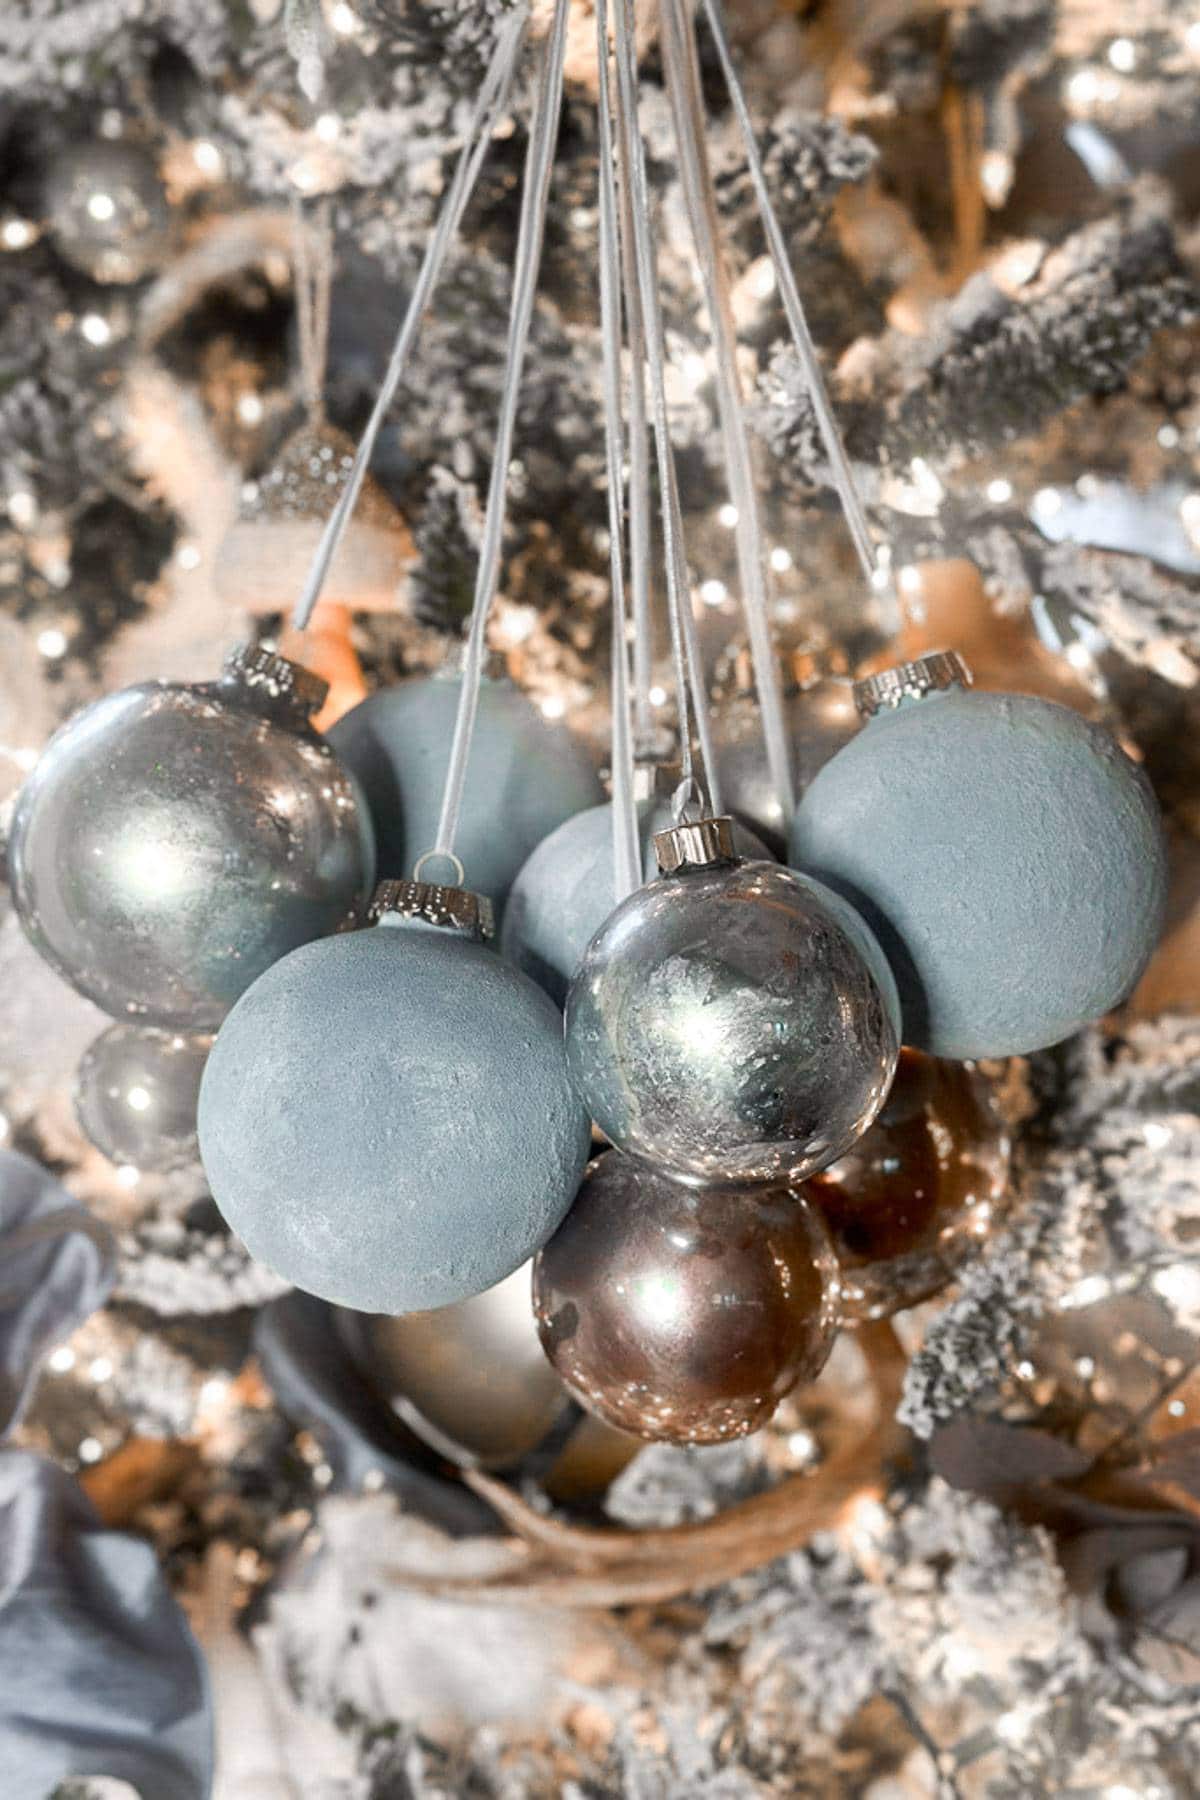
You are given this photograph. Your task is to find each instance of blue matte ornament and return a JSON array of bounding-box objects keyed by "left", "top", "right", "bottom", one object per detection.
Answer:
[
  {"left": 198, "top": 880, "right": 592, "bottom": 1314},
  {"left": 788, "top": 652, "right": 1169, "bottom": 1059},
  {"left": 501, "top": 790, "right": 771, "bottom": 1005},
  {"left": 327, "top": 670, "right": 604, "bottom": 912}
]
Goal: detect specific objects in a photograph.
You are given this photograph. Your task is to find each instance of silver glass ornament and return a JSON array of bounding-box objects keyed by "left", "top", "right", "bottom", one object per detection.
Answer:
[
  {"left": 712, "top": 676, "right": 859, "bottom": 854},
  {"left": 198, "top": 878, "right": 591, "bottom": 1315},
  {"left": 501, "top": 786, "right": 770, "bottom": 1006},
  {"left": 336, "top": 1265, "right": 640, "bottom": 1497},
  {"left": 75, "top": 1024, "right": 212, "bottom": 1174},
  {"left": 8, "top": 647, "right": 375, "bottom": 1030},
  {"left": 45, "top": 142, "right": 172, "bottom": 285},
  {"left": 564, "top": 818, "right": 901, "bottom": 1186}
]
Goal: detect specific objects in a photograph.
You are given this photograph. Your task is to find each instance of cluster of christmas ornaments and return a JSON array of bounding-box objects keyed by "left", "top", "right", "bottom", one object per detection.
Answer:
[{"left": 7, "top": 639, "right": 1168, "bottom": 1454}]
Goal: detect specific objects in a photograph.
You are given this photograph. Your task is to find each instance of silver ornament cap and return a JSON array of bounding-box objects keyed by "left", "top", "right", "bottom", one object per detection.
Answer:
[
  {"left": 221, "top": 643, "right": 329, "bottom": 721},
  {"left": 853, "top": 650, "right": 972, "bottom": 720},
  {"left": 653, "top": 814, "right": 738, "bottom": 875},
  {"left": 368, "top": 878, "right": 496, "bottom": 942}
]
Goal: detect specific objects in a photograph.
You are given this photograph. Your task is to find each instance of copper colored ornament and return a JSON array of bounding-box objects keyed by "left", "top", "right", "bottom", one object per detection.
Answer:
[
  {"left": 804, "top": 1049, "right": 1011, "bottom": 1321},
  {"left": 533, "top": 1152, "right": 841, "bottom": 1445}
]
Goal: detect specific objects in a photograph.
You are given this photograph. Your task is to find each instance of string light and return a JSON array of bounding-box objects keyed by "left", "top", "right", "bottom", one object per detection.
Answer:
[
  {"left": 49, "top": 1346, "right": 76, "bottom": 1374},
  {"left": 80, "top": 313, "right": 113, "bottom": 347},
  {"left": 769, "top": 546, "right": 792, "bottom": 572},
  {"left": 1107, "top": 38, "right": 1136, "bottom": 72},
  {"left": 8, "top": 489, "right": 38, "bottom": 529},
  {"left": 1, "top": 218, "right": 36, "bottom": 249},
  {"left": 192, "top": 140, "right": 224, "bottom": 178},
  {"left": 37, "top": 628, "right": 68, "bottom": 660},
  {"left": 717, "top": 502, "right": 739, "bottom": 529},
  {"left": 986, "top": 477, "right": 1014, "bottom": 504},
  {"left": 699, "top": 578, "right": 727, "bottom": 607},
  {"left": 329, "top": 2, "right": 358, "bottom": 33}
]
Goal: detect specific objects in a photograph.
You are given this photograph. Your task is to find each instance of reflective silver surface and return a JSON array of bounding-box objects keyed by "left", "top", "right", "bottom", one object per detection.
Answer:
[
  {"left": 45, "top": 142, "right": 171, "bottom": 285},
  {"left": 75, "top": 1023, "right": 212, "bottom": 1174},
  {"left": 9, "top": 676, "right": 373, "bottom": 1029},
  {"left": 533, "top": 1151, "right": 841, "bottom": 1443},
  {"left": 564, "top": 860, "right": 900, "bottom": 1185},
  {"left": 340, "top": 1263, "right": 640, "bottom": 1496}
]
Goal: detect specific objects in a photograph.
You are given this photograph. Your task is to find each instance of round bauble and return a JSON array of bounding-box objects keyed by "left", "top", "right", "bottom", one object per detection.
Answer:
[
  {"left": 533, "top": 1151, "right": 841, "bottom": 1444},
  {"left": 338, "top": 1265, "right": 639, "bottom": 1499},
  {"left": 804, "top": 1049, "right": 1011, "bottom": 1320},
  {"left": 198, "top": 882, "right": 592, "bottom": 1314},
  {"left": 564, "top": 818, "right": 900, "bottom": 1186},
  {"left": 8, "top": 647, "right": 374, "bottom": 1030},
  {"left": 45, "top": 141, "right": 172, "bottom": 284},
  {"left": 327, "top": 671, "right": 603, "bottom": 910},
  {"left": 501, "top": 792, "right": 770, "bottom": 1006},
  {"left": 75, "top": 1024, "right": 212, "bottom": 1174},
  {"left": 712, "top": 676, "right": 859, "bottom": 854},
  {"left": 789, "top": 652, "right": 1168, "bottom": 1058}
]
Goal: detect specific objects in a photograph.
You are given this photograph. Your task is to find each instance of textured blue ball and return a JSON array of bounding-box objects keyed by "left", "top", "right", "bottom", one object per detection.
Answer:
[
  {"left": 789, "top": 687, "right": 1168, "bottom": 1058},
  {"left": 501, "top": 799, "right": 771, "bottom": 1005},
  {"left": 327, "top": 673, "right": 603, "bottom": 909},
  {"left": 197, "top": 919, "right": 592, "bottom": 1313}
]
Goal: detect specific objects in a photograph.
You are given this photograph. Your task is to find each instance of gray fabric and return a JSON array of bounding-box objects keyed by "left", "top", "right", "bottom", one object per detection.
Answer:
[
  {"left": 0, "top": 1451, "right": 213, "bottom": 1800},
  {"left": 0, "top": 1148, "right": 213, "bottom": 1800},
  {"left": 0, "top": 1149, "right": 116, "bottom": 1439}
]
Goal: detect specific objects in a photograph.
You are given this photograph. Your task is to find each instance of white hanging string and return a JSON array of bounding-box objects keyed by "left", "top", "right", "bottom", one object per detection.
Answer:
[
  {"left": 615, "top": 148, "right": 654, "bottom": 754},
  {"left": 700, "top": 0, "right": 886, "bottom": 596},
  {"left": 595, "top": 0, "right": 641, "bottom": 904},
  {"left": 611, "top": 0, "right": 723, "bottom": 820},
  {"left": 424, "top": 0, "right": 571, "bottom": 875},
  {"left": 658, "top": 0, "right": 795, "bottom": 825},
  {"left": 291, "top": 193, "right": 332, "bottom": 421},
  {"left": 290, "top": 7, "right": 528, "bottom": 633}
]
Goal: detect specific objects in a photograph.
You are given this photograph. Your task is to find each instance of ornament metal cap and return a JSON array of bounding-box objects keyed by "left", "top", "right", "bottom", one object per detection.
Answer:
[
  {"left": 653, "top": 815, "right": 738, "bottom": 875},
  {"left": 853, "top": 650, "right": 971, "bottom": 720},
  {"left": 368, "top": 878, "right": 496, "bottom": 942},
  {"left": 221, "top": 643, "right": 329, "bottom": 719}
]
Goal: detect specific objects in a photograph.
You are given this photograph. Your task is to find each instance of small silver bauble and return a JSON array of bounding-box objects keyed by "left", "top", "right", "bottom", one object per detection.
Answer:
[
  {"left": 75, "top": 1024, "right": 212, "bottom": 1174},
  {"left": 336, "top": 1264, "right": 640, "bottom": 1498},
  {"left": 564, "top": 817, "right": 901, "bottom": 1186},
  {"left": 8, "top": 646, "right": 375, "bottom": 1030},
  {"left": 45, "top": 142, "right": 172, "bottom": 284}
]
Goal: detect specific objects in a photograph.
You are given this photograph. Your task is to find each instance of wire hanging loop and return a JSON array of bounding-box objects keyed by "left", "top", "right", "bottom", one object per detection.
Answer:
[
  {"left": 420, "top": 0, "right": 572, "bottom": 880},
  {"left": 290, "top": 7, "right": 528, "bottom": 634}
]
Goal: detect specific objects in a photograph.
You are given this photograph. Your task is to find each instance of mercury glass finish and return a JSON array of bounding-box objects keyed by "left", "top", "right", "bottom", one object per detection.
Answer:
[
  {"left": 533, "top": 1152, "right": 841, "bottom": 1444},
  {"left": 564, "top": 860, "right": 900, "bottom": 1186},
  {"left": 45, "top": 142, "right": 172, "bottom": 284},
  {"left": 8, "top": 670, "right": 374, "bottom": 1029},
  {"left": 75, "top": 1024, "right": 212, "bottom": 1174},
  {"left": 804, "top": 1049, "right": 1012, "bottom": 1321}
]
